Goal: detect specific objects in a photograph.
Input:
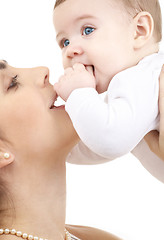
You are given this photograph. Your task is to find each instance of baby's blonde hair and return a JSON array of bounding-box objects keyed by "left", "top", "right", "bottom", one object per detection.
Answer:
[
  {"left": 54, "top": 0, "right": 162, "bottom": 42},
  {"left": 120, "top": 0, "right": 162, "bottom": 42}
]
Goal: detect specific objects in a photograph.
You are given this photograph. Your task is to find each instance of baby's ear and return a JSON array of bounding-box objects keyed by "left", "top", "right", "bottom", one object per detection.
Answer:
[
  {"left": 0, "top": 150, "right": 15, "bottom": 169},
  {"left": 133, "top": 11, "right": 154, "bottom": 49}
]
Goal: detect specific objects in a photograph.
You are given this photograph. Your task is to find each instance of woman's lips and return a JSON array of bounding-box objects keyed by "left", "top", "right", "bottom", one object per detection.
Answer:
[
  {"left": 50, "top": 104, "right": 65, "bottom": 110},
  {"left": 50, "top": 96, "right": 65, "bottom": 110},
  {"left": 49, "top": 95, "right": 57, "bottom": 109}
]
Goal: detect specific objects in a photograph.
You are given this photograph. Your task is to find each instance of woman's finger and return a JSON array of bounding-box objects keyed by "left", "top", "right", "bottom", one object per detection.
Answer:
[{"left": 159, "top": 65, "right": 164, "bottom": 134}]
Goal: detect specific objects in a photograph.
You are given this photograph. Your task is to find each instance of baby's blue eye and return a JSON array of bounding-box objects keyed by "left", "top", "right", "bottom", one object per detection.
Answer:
[
  {"left": 83, "top": 27, "right": 95, "bottom": 35},
  {"left": 63, "top": 39, "right": 70, "bottom": 47}
]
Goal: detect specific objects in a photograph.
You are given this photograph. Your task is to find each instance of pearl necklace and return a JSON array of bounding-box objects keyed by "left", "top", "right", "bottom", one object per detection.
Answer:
[{"left": 0, "top": 228, "right": 72, "bottom": 240}]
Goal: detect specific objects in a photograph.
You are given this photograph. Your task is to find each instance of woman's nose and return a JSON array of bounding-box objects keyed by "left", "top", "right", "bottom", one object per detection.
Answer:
[{"left": 32, "top": 67, "right": 50, "bottom": 88}]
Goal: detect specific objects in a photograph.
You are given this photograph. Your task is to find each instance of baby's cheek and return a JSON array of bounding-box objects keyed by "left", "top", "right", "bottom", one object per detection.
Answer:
[{"left": 62, "top": 55, "right": 71, "bottom": 69}]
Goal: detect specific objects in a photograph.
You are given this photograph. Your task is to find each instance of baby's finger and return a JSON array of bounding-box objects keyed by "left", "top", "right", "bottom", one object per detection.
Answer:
[
  {"left": 73, "top": 63, "right": 85, "bottom": 71},
  {"left": 53, "top": 82, "right": 59, "bottom": 93},
  {"left": 64, "top": 67, "right": 73, "bottom": 75}
]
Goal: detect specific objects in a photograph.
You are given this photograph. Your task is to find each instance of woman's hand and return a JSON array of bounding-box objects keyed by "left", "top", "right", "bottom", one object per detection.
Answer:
[
  {"left": 144, "top": 65, "right": 164, "bottom": 160},
  {"left": 66, "top": 225, "right": 122, "bottom": 240}
]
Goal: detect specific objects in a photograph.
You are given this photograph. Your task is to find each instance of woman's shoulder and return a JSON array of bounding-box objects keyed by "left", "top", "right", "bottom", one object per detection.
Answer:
[{"left": 66, "top": 224, "right": 123, "bottom": 240}]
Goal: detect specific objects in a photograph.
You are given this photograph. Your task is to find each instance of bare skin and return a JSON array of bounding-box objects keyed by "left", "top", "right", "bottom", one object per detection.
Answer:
[
  {"left": 54, "top": 63, "right": 96, "bottom": 102},
  {"left": 144, "top": 65, "right": 164, "bottom": 160},
  {"left": 53, "top": 0, "right": 158, "bottom": 100},
  {"left": 67, "top": 225, "right": 123, "bottom": 240},
  {"left": 0, "top": 62, "right": 122, "bottom": 240}
]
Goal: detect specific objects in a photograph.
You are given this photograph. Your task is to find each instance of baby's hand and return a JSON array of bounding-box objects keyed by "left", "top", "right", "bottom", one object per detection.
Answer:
[{"left": 54, "top": 63, "right": 96, "bottom": 101}]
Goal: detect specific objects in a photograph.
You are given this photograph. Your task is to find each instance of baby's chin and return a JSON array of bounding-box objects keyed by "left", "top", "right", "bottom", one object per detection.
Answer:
[
  {"left": 96, "top": 85, "right": 106, "bottom": 94},
  {"left": 96, "top": 80, "right": 109, "bottom": 94},
  {"left": 96, "top": 74, "right": 113, "bottom": 93}
]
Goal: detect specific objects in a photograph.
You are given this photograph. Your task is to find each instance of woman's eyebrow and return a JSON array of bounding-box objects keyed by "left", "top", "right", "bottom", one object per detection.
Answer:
[{"left": 0, "top": 60, "right": 8, "bottom": 70}]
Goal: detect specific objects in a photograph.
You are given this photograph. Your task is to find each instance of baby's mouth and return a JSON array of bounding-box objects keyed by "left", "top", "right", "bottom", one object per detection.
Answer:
[
  {"left": 92, "top": 65, "right": 95, "bottom": 76},
  {"left": 85, "top": 65, "right": 95, "bottom": 76}
]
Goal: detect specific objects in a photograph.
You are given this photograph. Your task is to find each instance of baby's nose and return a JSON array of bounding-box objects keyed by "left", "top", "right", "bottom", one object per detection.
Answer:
[{"left": 66, "top": 44, "right": 84, "bottom": 58}]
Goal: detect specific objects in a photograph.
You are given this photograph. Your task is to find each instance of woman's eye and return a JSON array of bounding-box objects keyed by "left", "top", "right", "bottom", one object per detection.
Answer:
[
  {"left": 82, "top": 27, "right": 95, "bottom": 36},
  {"left": 63, "top": 39, "right": 70, "bottom": 47},
  {"left": 8, "top": 75, "right": 19, "bottom": 90}
]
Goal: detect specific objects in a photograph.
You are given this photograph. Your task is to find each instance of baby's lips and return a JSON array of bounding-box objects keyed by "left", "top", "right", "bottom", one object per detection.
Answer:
[{"left": 85, "top": 65, "right": 94, "bottom": 76}]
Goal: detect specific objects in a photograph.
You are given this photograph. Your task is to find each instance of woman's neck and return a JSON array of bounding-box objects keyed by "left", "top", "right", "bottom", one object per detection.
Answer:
[{"left": 1, "top": 154, "right": 67, "bottom": 240}]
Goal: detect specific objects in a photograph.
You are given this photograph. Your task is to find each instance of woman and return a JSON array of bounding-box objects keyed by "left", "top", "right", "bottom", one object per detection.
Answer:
[{"left": 0, "top": 61, "right": 121, "bottom": 240}]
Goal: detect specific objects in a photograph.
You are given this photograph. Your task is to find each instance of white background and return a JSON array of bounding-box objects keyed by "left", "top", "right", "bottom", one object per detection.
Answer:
[{"left": 0, "top": 1, "right": 164, "bottom": 240}]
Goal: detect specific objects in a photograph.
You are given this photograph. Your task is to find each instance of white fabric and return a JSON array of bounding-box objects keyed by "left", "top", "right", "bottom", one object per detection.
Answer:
[{"left": 66, "top": 52, "right": 164, "bottom": 183}]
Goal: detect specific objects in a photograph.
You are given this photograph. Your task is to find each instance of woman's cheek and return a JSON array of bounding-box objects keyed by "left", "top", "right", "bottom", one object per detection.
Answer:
[{"left": 2, "top": 100, "right": 44, "bottom": 143}]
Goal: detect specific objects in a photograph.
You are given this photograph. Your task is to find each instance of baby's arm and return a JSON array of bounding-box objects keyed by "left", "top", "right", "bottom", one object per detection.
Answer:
[
  {"left": 67, "top": 140, "right": 114, "bottom": 165},
  {"left": 55, "top": 63, "right": 159, "bottom": 159},
  {"left": 54, "top": 63, "right": 111, "bottom": 164},
  {"left": 144, "top": 65, "right": 164, "bottom": 160},
  {"left": 54, "top": 63, "right": 96, "bottom": 102}
]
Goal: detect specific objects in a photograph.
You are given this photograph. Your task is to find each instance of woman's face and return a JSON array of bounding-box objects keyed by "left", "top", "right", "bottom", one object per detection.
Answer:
[{"left": 0, "top": 61, "right": 77, "bottom": 159}]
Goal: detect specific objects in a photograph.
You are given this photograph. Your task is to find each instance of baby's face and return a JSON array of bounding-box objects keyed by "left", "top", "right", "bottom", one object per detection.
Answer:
[{"left": 54, "top": 0, "right": 135, "bottom": 93}]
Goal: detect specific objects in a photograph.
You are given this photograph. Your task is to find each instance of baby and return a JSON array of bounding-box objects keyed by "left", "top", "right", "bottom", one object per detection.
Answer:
[{"left": 53, "top": 0, "right": 164, "bottom": 182}]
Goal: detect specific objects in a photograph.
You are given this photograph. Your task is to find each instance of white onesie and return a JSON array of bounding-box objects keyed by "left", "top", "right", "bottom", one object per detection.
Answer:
[{"left": 66, "top": 52, "right": 164, "bottom": 183}]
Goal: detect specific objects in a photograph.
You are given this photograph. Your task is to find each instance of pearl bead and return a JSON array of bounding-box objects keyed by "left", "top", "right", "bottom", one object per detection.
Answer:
[
  {"left": 11, "top": 229, "right": 16, "bottom": 234},
  {"left": 4, "top": 229, "right": 10, "bottom": 234},
  {"left": 28, "top": 235, "right": 34, "bottom": 240},
  {"left": 0, "top": 229, "right": 4, "bottom": 234},
  {"left": 34, "top": 237, "right": 39, "bottom": 240},
  {"left": 22, "top": 233, "right": 28, "bottom": 239},
  {"left": 16, "top": 231, "right": 22, "bottom": 237},
  {"left": 4, "top": 153, "right": 10, "bottom": 159}
]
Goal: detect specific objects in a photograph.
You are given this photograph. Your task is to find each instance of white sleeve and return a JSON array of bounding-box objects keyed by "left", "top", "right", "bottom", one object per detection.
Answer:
[
  {"left": 67, "top": 140, "right": 114, "bottom": 165},
  {"left": 66, "top": 63, "right": 159, "bottom": 160}
]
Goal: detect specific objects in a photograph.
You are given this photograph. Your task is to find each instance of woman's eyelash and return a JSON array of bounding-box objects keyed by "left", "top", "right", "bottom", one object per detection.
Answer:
[{"left": 8, "top": 75, "right": 19, "bottom": 90}]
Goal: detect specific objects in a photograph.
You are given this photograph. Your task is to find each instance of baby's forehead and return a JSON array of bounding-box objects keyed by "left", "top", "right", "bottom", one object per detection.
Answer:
[
  {"left": 54, "top": 0, "right": 130, "bottom": 38},
  {"left": 54, "top": 0, "right": 126, "bottom": 19}
]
